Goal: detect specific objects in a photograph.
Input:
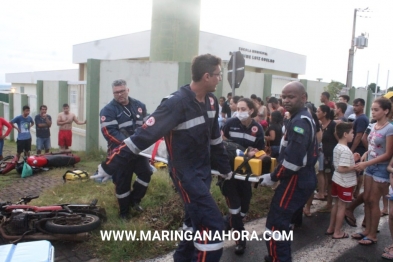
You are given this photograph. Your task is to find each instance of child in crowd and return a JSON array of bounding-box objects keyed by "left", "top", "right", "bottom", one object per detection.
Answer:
[{"left": 326, "top": 122, "right": 359, "bottom": 239}]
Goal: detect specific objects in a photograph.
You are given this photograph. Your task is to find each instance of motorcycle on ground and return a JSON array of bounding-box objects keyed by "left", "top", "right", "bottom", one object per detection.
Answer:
[
  {"left": 0, "top": 152, "right": 81, "bottom": 175},
  {"left": 0, "top": 195, "right": 106, "bottom": 243}
]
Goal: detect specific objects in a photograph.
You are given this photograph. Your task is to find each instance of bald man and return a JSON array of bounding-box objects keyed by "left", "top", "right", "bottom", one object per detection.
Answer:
[{"left": 260, "top": 81, "right": 318, "bottom": 262}]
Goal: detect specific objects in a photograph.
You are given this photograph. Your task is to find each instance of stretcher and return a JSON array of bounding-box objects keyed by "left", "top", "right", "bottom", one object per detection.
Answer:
[{"left": 140, "top": 141, "right": 276, "bottom": 183}]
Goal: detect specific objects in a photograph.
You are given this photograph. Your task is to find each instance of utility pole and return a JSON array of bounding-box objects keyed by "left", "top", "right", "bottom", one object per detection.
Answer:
[{"left": 345, "top": 7, "right": 369, "bottom": 89}]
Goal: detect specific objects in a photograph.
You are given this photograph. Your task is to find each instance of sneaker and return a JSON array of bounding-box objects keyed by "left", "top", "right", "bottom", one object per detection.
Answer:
[{"left": 234, "top": 244, "right": 246, "bottom": 255}]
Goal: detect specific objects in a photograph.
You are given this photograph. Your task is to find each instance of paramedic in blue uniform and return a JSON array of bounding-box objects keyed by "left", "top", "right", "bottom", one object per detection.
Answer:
[
  {"left": 260, "top": 81, "right": 317, "bottom": 262},
  {"left": 99, "top": 79, "right": 152, "bottom": 218},
  {"left": 221, "top": 97, "right": 265, "bottom": 255},
  {"left": 94, "top": 54, "right": 232, "bottom": 262}
]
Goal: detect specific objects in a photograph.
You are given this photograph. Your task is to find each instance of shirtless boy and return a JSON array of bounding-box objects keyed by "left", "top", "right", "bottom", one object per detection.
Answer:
[{"left": 57, "top": 103, "right": 86, "bottom": 152}]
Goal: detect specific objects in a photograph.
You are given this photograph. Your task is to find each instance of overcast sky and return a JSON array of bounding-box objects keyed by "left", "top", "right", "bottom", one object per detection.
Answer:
[{"left": 1, "top": 0, "right": 392, "bottom": 90}]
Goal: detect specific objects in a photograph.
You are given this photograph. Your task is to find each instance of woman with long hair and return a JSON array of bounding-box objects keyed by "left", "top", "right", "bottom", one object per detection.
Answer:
[
  {"left": 221, "top": 97, "right": 265, "bottom": 255},
  {"left": 316, "top": 105, "right": 338, "bottom": 212},
  {"left": 265, "top": 111, "right": 283, "bottom": 158},
  {"left": 352, "top": 97, "right": 393, "bottom": 245}
]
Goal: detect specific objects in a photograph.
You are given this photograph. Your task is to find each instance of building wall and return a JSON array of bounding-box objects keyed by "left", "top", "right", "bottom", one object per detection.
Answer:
[
  {"left": 11, "top": 83, "right": 37, "bottom": 95},
  {"left": 220, "top": 65, "right": 264, "bottom": 99},
  {"left": 304, "top": 80, "right": 329, "bottom": 107},
  {"left": 98, "top": 60, "right": 179, "bottom": 150},
  {"left": 271, "top": 76, "right": 299, "bottom": 97},
  {"left": 73, "top": 31, "right": 151, "bottom": 64},
  {"left": 6, "top": 69, "right": 78, "bottom": 84}
]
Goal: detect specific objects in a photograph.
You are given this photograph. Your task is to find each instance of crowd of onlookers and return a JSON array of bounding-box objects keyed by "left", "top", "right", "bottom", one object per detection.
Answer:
[
  {"left": 217, "top": 90, "right": 393, "bottom": 260},
  {"left": 0, "top": 104, "right": 86, "bottom": 162}
]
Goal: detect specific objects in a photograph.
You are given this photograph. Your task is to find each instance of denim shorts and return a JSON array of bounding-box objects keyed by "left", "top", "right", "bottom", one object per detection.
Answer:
[
  {"left": 36, "top": 137, "right": 51, "bottom": 150},
  {"left": 365, "top": 163, "right": 390, "bottom": 183}
]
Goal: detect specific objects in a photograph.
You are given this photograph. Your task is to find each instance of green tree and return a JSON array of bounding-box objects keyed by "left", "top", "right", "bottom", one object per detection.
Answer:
[
  {"left": 387, "top": 86, "right": 393, "bottom": 92},
  {"left": 368, "top": 83, "right": 380, "bottom": 93},
  {"left": 324, "top": 81, "right": 345, "bottom": 102}
]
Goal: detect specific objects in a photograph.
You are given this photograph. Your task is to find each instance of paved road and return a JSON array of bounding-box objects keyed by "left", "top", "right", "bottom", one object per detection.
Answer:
[{"left": 144, "top": 199, "right": 392, "bottom": 262}]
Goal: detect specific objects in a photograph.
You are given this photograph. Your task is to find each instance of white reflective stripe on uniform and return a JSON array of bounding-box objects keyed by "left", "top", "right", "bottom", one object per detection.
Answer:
[
  {"left": 300, "top": 115, "right": 315, "bottom": 141},
  {"left": 182, "top": 223, "right": 193, "bottom": 232},
  {"left": 173, "top": 116, "right": 205, "bottom": 130},
  {"left": 194, "top": 241, "right": 223, "bottom": 252},
  {"left": 300, "top": 115, "right": 314, "bottom": 166},
  {"left": 210, "top": 136, "right": 222, "bottom": 145},
  {"left": 119, "top": 121, "right": 133, "bottom": 129},
  {"left": 136, "top": 120, "right": 143, "bottom": 125},
  {"left": 240, "top": 212, "right": 246, "bottom": 217},
  {"left": 228, "top": 131, "right": 256, "bottom": 142},
  {"left": 229, "top": 207, "right": 241, "bottom": 214},
  {"left": 136, "top": 177, "right": 149, "bottom": 187},
  {"left": 100, "top": 120, "right": 118, "bottom": 128},
  {"left": 207, "top": 110, "right": 216, "bottom": 118},
  {"left": 116, "top": 191, "right": 130, "bottom": 199},
  {"left": 282, "top": 159, "right": 301, "bottom": 171},
  {"left": 124, "top": 138, "right": 142, "bottom": 154},
  {"left": 281, "top": 140, "right": 288, "bottom": 147}
]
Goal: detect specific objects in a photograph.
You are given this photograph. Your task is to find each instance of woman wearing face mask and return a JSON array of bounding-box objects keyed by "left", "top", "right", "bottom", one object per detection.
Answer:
[{"left": 221, "top": 98, "right": 265, "bottom": 255}]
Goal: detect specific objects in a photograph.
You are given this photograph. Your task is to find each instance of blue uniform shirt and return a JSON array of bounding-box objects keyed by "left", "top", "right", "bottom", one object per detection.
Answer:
[
  {"left": 103, "top": 85, "right": 231, "bottom": 177},
  {"left": 271, "top": 107, "right": 318, "bottom": 188},
  {"left": 222, "top": 117, "right": 265, "bottom": 150}
]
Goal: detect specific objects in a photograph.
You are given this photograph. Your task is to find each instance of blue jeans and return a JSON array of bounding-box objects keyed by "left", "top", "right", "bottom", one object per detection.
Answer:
[
  {"left": 36, "top": 137, "right": 51, "bottom": 151},
  {"left": 0, "top": 139, "right": 4, "bottom": 156}
]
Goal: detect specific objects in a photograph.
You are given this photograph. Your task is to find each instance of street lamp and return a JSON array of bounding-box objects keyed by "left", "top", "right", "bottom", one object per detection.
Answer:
[
  {"left": 10, "top": 87, "right": 15, "bottom": 93},
  {"left": 345, "top": 7, "right": 369, "bottom": 89}
]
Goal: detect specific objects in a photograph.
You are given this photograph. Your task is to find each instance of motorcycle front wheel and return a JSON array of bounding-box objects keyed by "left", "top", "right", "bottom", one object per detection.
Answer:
[{"left": 45, "top": 214, "right": 100, "bottom": 234}]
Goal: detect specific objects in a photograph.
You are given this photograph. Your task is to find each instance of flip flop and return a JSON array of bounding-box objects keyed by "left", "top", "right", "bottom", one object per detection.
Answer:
[
  {"left": 345, "top": 215, "right": 357, "bottom": 227},
  {"left": 351, "top": 232, "right": 366, "bottom": 240},
  {"left": 303, "top": 208, "right": 312, "bottom": 217},
  {"left": 381, "top": 212, "right": 389, "bottom": 217},
  {"left": 359, "top": 237, "right": 377, "bottom": 245},
  {"left": 382, "top": 252, "right": 393, "bottom": 261},
  {"left": 384, "top": 245, "right": 393, "bottom": 253},
  {"left": 317, "top": 207, "right": 332, "bottom": 213},
  {"left": 313, "top": 196, "right": 327, "bottom": 201},
  {"left": 332, "top": 232, "right": 349, "bottom": 239},
  {"left": 325, "top": 231, "right": 334, "bottom": 236}
]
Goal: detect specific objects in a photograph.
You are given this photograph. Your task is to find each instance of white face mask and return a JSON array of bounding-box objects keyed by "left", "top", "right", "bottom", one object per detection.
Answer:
[{"left": 237, "top": 111, "right": 249, "bottom": 121}]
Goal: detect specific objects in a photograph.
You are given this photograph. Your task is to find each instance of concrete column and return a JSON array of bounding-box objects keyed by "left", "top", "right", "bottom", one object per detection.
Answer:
[
  {"left": 9, "top": 93, "right": 14, "bottom": 141},
  {"left": 150, "top": 0, "right": 201, "bottom": 62},
  {"left": 300, "top": 79, "right": 308, "bottom": 91},
  {"left": 0, "top": 102, "right": 4, "bottom": 118},
  {"left": 58, "top": 81, "right": 69, "bottom": 112},
  {"left": 263, "top": 74, "right": 273, "bottom": 98},
  {"left": 37, "top": 80, "right": 44, "bottom": 112},
  {"left": 85, "top": 59, "right": 100, "bottom": 153},
  {"left": 177, "top": 62, "right": 192, "bottom": 89},
  {"left": 349, "top": 87, "right": 356, "bottom": 105}
]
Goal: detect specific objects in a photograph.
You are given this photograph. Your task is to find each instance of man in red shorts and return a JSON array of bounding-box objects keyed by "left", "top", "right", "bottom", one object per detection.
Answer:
[{"left": 56, "top": 103, "right": 86, "bottom": 152}]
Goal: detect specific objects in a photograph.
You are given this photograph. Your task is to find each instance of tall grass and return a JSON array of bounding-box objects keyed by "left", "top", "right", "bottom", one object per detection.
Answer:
[{"left": 31, "top": 170, "right": 273, "bottom": 261}]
